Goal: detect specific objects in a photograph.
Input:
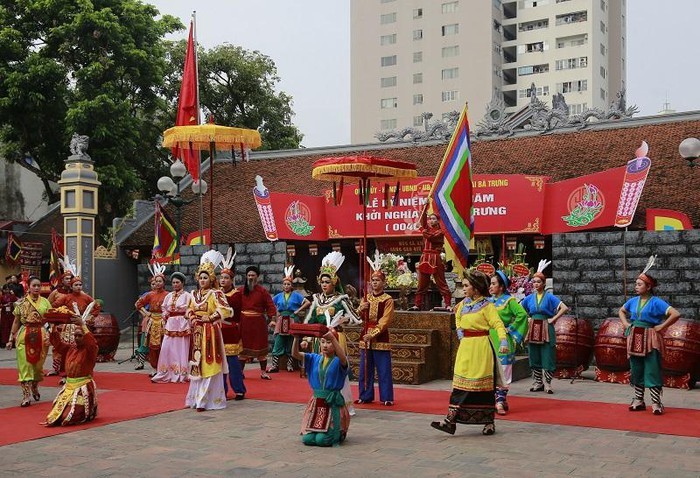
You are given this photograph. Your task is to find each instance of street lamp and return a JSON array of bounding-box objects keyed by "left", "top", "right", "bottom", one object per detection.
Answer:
[
  {"left": 157, "top": 159, "right": 191, "bottom": 262},
  {"left": 679, "top": 137, "right": 700, "bottom": 168}
]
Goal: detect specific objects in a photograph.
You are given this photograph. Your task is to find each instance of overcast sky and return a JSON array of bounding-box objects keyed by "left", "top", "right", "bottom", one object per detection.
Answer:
[{"left": 148, "top": 0, "right": 700, "bottom": 148}]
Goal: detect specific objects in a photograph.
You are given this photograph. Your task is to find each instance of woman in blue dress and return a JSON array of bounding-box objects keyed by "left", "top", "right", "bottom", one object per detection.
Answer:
[
  {"left": 521, "top": 262, "right": 569, "bottom": 394},
  {"left": 619, "top": 258, "right": 680, "bottom": 415}
]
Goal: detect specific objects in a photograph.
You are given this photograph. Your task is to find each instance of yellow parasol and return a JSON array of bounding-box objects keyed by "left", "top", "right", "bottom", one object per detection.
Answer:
[{"left": 162, "top": 121, "right": 262, "bottom": 242}]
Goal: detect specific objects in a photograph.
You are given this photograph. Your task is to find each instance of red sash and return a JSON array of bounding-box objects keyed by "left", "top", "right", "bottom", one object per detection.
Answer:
[
  {"left": 305, "top": 397, "right": 331, "bottom": 432},
  {"left": 24, "top": 324, "right": 43, "bottom": 364}
]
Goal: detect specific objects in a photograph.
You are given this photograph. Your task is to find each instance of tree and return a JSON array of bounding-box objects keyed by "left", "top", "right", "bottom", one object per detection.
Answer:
[
  {"left": 0, "top": 0, "right": 181, "bottom": 234},
  {"left": 163, "top": 42, "right": 304, "bottom": 151}
]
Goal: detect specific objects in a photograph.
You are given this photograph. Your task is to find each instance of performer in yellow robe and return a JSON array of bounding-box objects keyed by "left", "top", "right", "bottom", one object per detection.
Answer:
[{"left": 431, "top": 270, "right": 508, "bottom": 436}]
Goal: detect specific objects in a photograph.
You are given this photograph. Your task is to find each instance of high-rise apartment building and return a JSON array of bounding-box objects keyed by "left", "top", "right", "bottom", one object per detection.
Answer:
[{"left": 351, "top": 0, "right": 626, "bottom": 143}]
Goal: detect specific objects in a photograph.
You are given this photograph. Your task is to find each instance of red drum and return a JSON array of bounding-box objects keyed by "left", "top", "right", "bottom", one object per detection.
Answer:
[
  {"left": 555, "top": 315, "right": 594, "bottom": 370},
  {"left": 662, "top": 318, "right": 700, "bottom": 378},
  {"left": 89, "top": 313, "right": 121, "bottom": 362},
  {"left": 594, "top": 318, "right": 629, "bottom": 372}
]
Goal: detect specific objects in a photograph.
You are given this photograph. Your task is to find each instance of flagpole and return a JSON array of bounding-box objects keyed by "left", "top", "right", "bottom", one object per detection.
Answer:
[{"left": 192, "top": 10, "right": 205, "bottom": 245}]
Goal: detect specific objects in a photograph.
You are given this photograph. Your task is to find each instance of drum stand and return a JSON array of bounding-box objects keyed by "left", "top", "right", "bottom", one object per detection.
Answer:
[
  {"left": 117, "top": 309, "right": 141, "bottom": 365},
  {"left": 568, "top": 298, "right": 591, "bottom": 384}
]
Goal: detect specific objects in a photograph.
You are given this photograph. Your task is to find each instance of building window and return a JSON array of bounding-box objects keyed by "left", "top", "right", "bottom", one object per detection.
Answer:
[
  {"left": 555, "top": 56, "right": 587, "bottom": 70},
  {"left": 381, "top": 76, "right": 397, "bottom": 87},
  {"left": 413, "top": 8, "right": 423, "bottom": 19},
  {"left": 526, "top": 42, "right": 544, "bottom": 52},
  {"left": 442, "top": 45, "right": 460, "bottom": 58},
  {"left": 555, "top": 11, "right": 587, "bottom": 26},
  {"left": 441, "top": 90, "right": 458, "bottom": 102},
  {"left": 381, "top": 55, "right": 397, "bottom": 67},
  {"left": 569, "top": 102, "right": 588, "bottom": 114},
  {"left": 600, "top": 88, "right": 606, "bottom": 101},
  {"left": 442, "top": 67, "right": 459, "bottom": 80},
  {"left": 600, "top": 43, "right": 606, "bottom": 56},
  {"left": 380, "top": 119, "right": 397, "bottom": 130},
  {"left": 600, "top": 21, "right": 606, "bottom": 34},
  {"left": 557, "top": 80, "right": 587, "bottom": 93},
  {"left": 556, "top": 34, "right": 588, "bottom": 48},
  {"left": 441, "top": 23, "right": 459, "bottom": 36},
  {"left": 413, "top": 29, "right": 423, "bottom": 40},
  {"left": 413, "top": 94, "right": 424, "bottom": 105},
  {"left": 381, "top": 97, "right": 398, "bottom": 108},
  {"left": 413, "top": 51, "right": 423, "bottom": 63},
  {"left": 442, "top": 1, "right": 458, "bottom": 13},
  {"left": 380, "top": 12, "right": 397, "bottom": 25},
  {"left": 413, "top": 115, "right": 424, "bottom": 127},
  {"left": 519, "top": 19, "right": 549, "bottom": 32},
  {"left": 519, "top": 86, "right": 550, "bottom": 98},
  {"left": 518, "top": 63, "right": 549, "bottom": 76},
  {"left": 380, "top": 33, "right": 397, "bottom": 45},
  {"left": 600, "top": 66, "right": 606, "bottom": 78},
  {"left": 413, "top": 73, "right": 423, "bottom": 84}
]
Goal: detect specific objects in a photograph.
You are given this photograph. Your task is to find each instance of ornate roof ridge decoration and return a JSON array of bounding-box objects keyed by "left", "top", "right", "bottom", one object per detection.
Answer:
[{"left": 376, "top": 85, "right": 638, "bottom": 143}]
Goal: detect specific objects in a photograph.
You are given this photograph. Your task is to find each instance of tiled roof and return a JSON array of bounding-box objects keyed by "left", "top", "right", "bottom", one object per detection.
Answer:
[{"left": 122, "top": 116, "right": 700, "bottom": 247}]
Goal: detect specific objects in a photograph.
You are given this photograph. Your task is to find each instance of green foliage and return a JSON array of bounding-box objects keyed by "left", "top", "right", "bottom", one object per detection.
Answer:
[
  {"left": 163, "top": 42, "right": 304, "bottom": 151},
  {"left": 0, "top": 0, "right": 182, "bottom": 235}
]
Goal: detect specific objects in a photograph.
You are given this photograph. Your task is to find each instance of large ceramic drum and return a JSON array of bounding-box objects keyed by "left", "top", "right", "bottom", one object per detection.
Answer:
[
  {"left": 555, "top": 315, "right": 594, "bottom": 370},
  {"left": 662, "top": 318, "right": 700, "bottom": 385},
  {"left": 594, "top": 318, "right": 629, "bottom": 372},
  {"left": 90, "top": 313, "right": 120, "bottom": 362}
]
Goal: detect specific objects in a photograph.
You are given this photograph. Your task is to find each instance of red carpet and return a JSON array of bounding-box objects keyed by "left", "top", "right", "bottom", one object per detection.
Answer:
[{"left": 1, "top": 368, "right": 698, "bottom": 445}]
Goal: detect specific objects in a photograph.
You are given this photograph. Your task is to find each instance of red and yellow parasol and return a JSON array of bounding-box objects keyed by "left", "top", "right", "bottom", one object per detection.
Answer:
[{"left": 311, "top": 155, "right": 417, "bottom": 290}]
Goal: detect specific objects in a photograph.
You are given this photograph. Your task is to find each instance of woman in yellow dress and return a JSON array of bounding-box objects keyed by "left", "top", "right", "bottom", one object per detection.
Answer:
[
  {"left": 185, "top": 255, "right": 233, "bottom": 411},
  {"left": 431, "top": 270, "right": 509, "bottom": 436},
  {"left": 4, "top": 276, "right": 50, "bottom": 407}
]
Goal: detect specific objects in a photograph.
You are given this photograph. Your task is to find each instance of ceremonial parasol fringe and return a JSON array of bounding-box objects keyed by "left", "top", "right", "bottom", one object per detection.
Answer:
[
  {"left": 162, "top": 128, "right": 262, "bottom": 150},
  {"left": 312, "top": 163, "right": 417, "bottom": 180}
]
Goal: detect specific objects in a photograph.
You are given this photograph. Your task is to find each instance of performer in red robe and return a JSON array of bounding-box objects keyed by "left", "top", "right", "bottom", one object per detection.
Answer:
[
  {"left": 45, "top": 316, "right": 98, "bottom": 426},
  {"left": 46, "top": 271, "right": 73, "bottom": 376},
  {"left": 410, "top": 213, "right": 451, "bottom": 311},
  {"left": 134, "top": 273, "right": 169, "bottom": 372},
  {"left": 231, "top": 266, "right": 277, "bottom": 380}
]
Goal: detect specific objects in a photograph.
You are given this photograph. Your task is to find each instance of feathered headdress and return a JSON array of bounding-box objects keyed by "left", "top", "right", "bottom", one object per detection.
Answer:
[
  {"left": 638, "top": 254, "right": 658, "bottom": 288},
  {"left": 283, "top": 264, "right": 295, "bottom": 282},
  {"left": 219, "top": 247, "right": 236, "bottom": 277},
  {"left": 147, "top": 262, "right": 167, "bottom": 281},
  {"left": 58, "top": 254, "right": 80, "bottom": 279},
  {"left": 197, "top": 249, "right": 225, "bottom": 279},
  {"left": 533, "top": 259, "right": 551, "bottom": 281},
  {"left": 366, "top": 250, "right": 385, "bottom": 280},
  {"left": 318, "top": 251, "right": 345, "bottom": 285}
]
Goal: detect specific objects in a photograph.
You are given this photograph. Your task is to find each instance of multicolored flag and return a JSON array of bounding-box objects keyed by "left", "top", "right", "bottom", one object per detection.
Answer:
[
  {"left": 4, "top": 232, "right": 22, "bottom": 265},
  {"left": 646, "top": 209, "right": 693, "bottom": 231},
  {"left": 49, "top": 229, "right": 64, "bottom": 287},
  {"left": 427, "top": 104, "right": 474, "bottom": 267},
  {"left": 152, "top": 202, "right": 178, "bottom": 260},
  {"left": 173, "top": 19, "right": 200, "bottom": 180}
]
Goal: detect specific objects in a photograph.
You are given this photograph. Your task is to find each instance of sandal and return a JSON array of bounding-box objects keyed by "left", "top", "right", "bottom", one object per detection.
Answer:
[
  {"left": 529, "top": 385, "right": 544, "bottom": 392},
  {"left": 354, "top": 399, "right": 372, "bottom": 404},
  {"left": 430, "top": 420, "right": 456, "bottom": 435},
  {"left": 382, "top": 401, "right": 394, "bottom": 406},
  {"left": 234, "top": 394, "right": 245, "bottom": 401},
  {"left": 32, "top": 392, "right": 41, "bottom": 402},
  {"left": 21, "top": 399, "right": 30, "bottom": 408},
  {"left": 482, "top": 424, "right": 496, "bottom": 435},
  {"left": 260, "top": 372, "right": 272, "bottom": 380},
  {"left": 652, "top": 403, "right": 664, "bottom": 415},
  {"left": 628, "top": 400, "right": 646, "bottom": 411},
  {"left": 495, "top": 402, "right": 506, "bottom": 416}
]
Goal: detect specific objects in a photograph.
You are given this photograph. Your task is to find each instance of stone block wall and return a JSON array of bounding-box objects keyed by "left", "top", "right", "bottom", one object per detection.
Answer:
[
  {"left": 137, "top": 241, "right": 288, "bottom": 294},
  {"left": 552, "top": 230, "right": 700, "bottom": 329}
]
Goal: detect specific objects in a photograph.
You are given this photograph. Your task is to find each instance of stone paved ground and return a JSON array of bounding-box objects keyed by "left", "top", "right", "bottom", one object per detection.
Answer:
[{"left": 1, "top": 339, "right": 699, "bottom": 478}]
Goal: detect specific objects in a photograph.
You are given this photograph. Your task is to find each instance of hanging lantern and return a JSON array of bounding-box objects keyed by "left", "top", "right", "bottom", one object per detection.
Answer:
[
  {"left": 286, "top": 244, "right": 296, "bottom": 257},
  {"left": 308, "top": 243, "right": 318, "bottom": 256},
  {"left": 354, "top": 240, "right": 364, "bottom": 254},
  {"left": 506, "top": 237, "right": 517, "bottom": 250},
  {"left": 331, "top": 242, "right": 341, "bottom": 252}
]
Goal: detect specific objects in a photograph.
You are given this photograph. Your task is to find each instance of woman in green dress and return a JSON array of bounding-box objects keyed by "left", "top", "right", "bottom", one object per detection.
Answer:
[{"left": 4, "top": 276, "right": 50, "bottom": 407}]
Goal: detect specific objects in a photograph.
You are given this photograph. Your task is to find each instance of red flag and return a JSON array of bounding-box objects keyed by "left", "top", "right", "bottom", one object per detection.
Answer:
[
  {"left": 49, "top": 229, "right": 64, "bottom": 287},
  {"left": 173, "top": 20, "right": 200, "bottom": 180},
  {"left": 152, "top": 202, "right": 179, "bottom": 261},
  {"left": 5, "top": 232, "right": 22, "bottom": 265}
]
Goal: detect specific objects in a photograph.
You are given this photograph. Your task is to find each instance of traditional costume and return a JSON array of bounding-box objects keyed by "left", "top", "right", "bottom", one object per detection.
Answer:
[
  {"left": 1, "top": 288, "right": 17, "bottom": 347},
  {"left": 304, "top": 252, "right": 361, "bottom": 413},
  {"left": 218, "top": 248, "right": 246, "bottom": 399},
  {"left": 489, "top": 270, "right": 529, "bottom": 414},
  {"left": 46, "top": 257, "right": 76, "bottom": 377},
  {"left": 269, "top": 265, "right": 306, "bottom": 373},
  {"left": 10, "top": 291, "right": 50, "bottom": 407},
  {"left": 185, "top": 250, "right": 232, "bottom": 411},
  {"left": 134, "top": 263, "right": 169, "bottom": 370},
  {"left": 151, "top": 271, "right": 192, "bottom": 383},
  {"left": 621, "top": 256, "right": 680, "bottom": 415},
  {"left": 300, "top": 338, "right": 351, "bottom": 447},
  {"left": 412, "top": 213, "right": 451, "bottom": 311},
  {"left": 431, "top": 270, "right": 508, "bottom": 435},
  {"left": 357, "top": 252, "right": 395, "bottom": 405},
  {"left": 45, "top": 320, "right": 98, "bottom": 426},
  {"left": 521, "top": 260, "right": 566, "bottom": 394},
  {"left": 232, "top": 265, "right": 276, "bottom": 378}
]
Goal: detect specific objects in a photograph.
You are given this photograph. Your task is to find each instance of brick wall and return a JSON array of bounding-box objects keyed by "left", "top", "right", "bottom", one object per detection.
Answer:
[{"left": 552, "top": 230, "right": 700, "bottom": 328}]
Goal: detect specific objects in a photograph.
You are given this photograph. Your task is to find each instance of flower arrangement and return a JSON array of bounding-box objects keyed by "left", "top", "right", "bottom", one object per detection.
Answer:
[{"left": 378, "top": 253, "right": 418, "bottom": 289}]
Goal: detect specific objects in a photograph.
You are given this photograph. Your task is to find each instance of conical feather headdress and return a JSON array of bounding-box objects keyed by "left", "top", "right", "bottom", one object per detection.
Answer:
[
  {"left": 283, "top": 264, "right": 295, "bottom": 281},
  {"left": 638, "top": 255, "right": 658, "bottom": 288},
  {"left": 366, "top": 250, "right": 385, "bottom": 280},
  {"left": 58, "top": 254, "right": 80, "bottom": 279},
  {"left": 147, "top": 261, "right": 167, "bottom": 280},
  {"left": 219, "top": 247, "right": 236, "bottom": 275},
  {"left": 318, "top": 251, "right": 345, "bottom": 285}
]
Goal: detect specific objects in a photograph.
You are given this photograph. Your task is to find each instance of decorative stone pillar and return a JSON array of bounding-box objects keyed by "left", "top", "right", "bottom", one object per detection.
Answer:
[{"left": 57, "top": 134, "right": 101, "bottom": 296}]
